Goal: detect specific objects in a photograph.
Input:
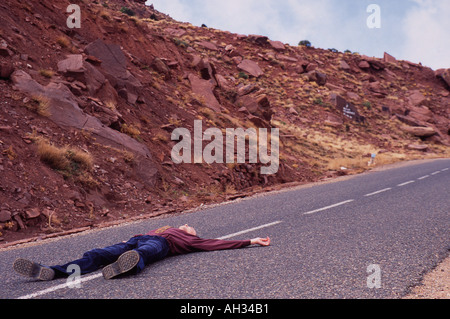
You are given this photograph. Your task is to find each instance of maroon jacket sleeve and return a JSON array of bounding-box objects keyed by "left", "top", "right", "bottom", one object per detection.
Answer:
[
  {"left": 189, "top": 237, "right": 251, "bottom": 252},
  {"left": 145, "top": 227, "right": 251, "bottom": 255}
]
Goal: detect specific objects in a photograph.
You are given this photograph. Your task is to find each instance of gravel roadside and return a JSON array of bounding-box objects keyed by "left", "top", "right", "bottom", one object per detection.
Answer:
[{"left": 403, "top": 254, "right": 450, "bottom": 299}]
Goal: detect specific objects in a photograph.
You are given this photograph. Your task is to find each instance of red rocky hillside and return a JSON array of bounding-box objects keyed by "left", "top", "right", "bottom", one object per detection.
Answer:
[{"left": 0, "top": 0, "right": 449, "bottom": 244}]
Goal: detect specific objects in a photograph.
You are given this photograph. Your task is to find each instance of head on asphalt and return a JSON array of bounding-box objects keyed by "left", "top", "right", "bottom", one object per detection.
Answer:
[{"left": 179, "top": 224, "right": 197, "bottom": 236}]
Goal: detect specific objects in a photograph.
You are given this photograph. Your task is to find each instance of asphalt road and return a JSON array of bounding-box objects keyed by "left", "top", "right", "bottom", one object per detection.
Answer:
[{"left": 1, "top": 159, "right": 449, "bottom": 300}]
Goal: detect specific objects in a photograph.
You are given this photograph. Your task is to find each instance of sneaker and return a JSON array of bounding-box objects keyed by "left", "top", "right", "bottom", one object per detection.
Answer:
[
  {"left": 102, "top": 250, "right": 140, "bottom": 280},
  {"left": 13, "top": 258, "right": 55, "bottom": 281}
]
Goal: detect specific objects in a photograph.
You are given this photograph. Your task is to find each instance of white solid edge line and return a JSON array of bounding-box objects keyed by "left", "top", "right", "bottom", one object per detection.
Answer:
[
  {"left": 17, "top": 273, "right": 103, "bottom": 299},
  {"left": 364, "top": 188, "right": 392, "bottom": 197},
  {"left": 397, "top": 180, "right": 415, "bottom": 187},
  {"left": 302, "top": 200, "right": 355, "bottom": 215},
  {"left": 18, "top": 221, "right": 283, "bottom": 299}
]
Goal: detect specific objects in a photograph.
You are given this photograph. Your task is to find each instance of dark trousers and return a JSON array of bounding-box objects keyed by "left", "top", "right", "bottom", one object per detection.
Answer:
[{"left": 50, "top": 235, "right": 169, "bottom": 278}]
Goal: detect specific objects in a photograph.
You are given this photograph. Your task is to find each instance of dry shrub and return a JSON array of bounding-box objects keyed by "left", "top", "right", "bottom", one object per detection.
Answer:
[
  {"left": 66, "top": 148, "right": 94, "bottom": 170},
  {"left": 36, "top": 138, "right": 97, "bottom": 188},
  {"left": 39, "top": 69, "right": 55, "bottom": 78},
  {"left": 56, "top": 36, "right": 70, "bottom": 48},
  {"left": 26, "top": 95, "right": 51, "bottom": 117},
  {"left": 37, "top": 139, "right": 70, "bottom": 171},
  {"left": 37, "top": 139, "right": 93, "bottom": 172},
  {"left": 121, "top": 123, "right": 141, "bottom": 139}
]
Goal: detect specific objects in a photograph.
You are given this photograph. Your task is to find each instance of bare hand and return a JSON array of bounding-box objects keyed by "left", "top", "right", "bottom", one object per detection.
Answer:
[{"left": 250, "top": 237, "right": 271, "bottom": 246}]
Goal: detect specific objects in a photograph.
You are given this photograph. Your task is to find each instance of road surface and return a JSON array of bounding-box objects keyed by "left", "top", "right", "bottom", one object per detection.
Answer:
[{"left": 1, "top": 159, "right": 449, "bottom": 299}]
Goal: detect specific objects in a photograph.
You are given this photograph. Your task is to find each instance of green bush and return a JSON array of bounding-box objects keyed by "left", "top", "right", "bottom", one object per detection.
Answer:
[
  {"left": 238, "top": 72, "right": 249, "bottom": 79},
  {"left": 298, "top": 40, "right": 312, "bottom": 47},
  {"left": 120, "top": 6, "right": 135, "bottom": 16}
]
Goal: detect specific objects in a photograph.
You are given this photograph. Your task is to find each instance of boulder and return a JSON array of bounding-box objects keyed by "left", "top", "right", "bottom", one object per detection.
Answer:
[
  {"left": 237, "top": 59, "right": 264, "bottom": 78},
  {"left": 24, "top": 208, "right": 41, "bottom": 219},
  {"left": 57, "top": 54, "right": 85, "bottom": 74},
  {"left": 197, "top": 41, "right": 218, "bottom": 51},
  {"left": 188, "top": 73, "right": 222, "bottom": 112},
  {"left": 306, "top": 70, "right": 327, "bottom": 86},
  {"left": 0, "top": 42, "right": 13, "bottom": 57},
  {"left": 306, "top": 63, "right": 318, "bottom": 72},
  {"left": 407, "top": 106, "right": 433, "bottom": 123},
  {"left": 84, "top": 39, "right": 141, "bottom": 97},
  {"left": 395, "top": 114, "right": 423, "bottom": 127},
  {"left": 247, "top": 114, "right": 271, "bottom": 129},
  {"left": 151, "top": 57, "right": 171, "bottom": 80},
  {"left": 435, "top": 68, "right": 450, "bottom": 89},
  {"left": 11, "top": 70, "right": 158, "bottom": 185},
  {"left": 407, "top": 144, "right": 428, "bottom": 152},
  {"left": 237, "top": 93, "right": 273, "bottom": 122},
  {"left": 340, "top": 60, "right": 351, "bottom": 71},
  {"left": 276, "top": 54, "right": 298, "bottom": 63},
  {"left": 0, "top": 210, "right": 11, "bottom": 222},
  {"left": 324, "top": 113, "right": 343, "bottom": 127},
  {"left": 248, "top": 35, "right": 269, "bottom": 46},
  {"left": 401, "top": 125, "right": 436, "bottom": 137},
  {"left": 408, "top": 90, "right": 426, "bottom": 106},
  {"left": 0, "top": 62, "right": 14, "bottom": 79},
  {"left": 195, "top": 57, "right": 217, "bottom": 85},
  {"left": 358, "top": 61, "right": 370, "bottom": 70},
  {"left": 269, "top": 40, "right": 285, "bottom": 51},
  {"left": 383, "top": 52, "right": 397, "bottom": 63},
  {"left": 57, "top": 55, "right": 106, "bottom": 95}
]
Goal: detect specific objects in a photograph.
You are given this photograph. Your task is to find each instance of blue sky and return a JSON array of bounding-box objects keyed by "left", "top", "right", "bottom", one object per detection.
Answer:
[{"left": 146, "top": 0, "right": 450, "bottom": 70}]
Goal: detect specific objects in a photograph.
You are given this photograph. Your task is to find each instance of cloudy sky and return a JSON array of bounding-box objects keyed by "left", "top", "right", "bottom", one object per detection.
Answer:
[{"left": 146, "top": 0, "right": 450, "bottom": 70}]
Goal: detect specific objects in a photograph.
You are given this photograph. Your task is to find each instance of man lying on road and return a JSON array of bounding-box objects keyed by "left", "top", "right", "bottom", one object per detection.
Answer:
[{"left": 13, "top": 224, "right": 271, "bottom": 281}]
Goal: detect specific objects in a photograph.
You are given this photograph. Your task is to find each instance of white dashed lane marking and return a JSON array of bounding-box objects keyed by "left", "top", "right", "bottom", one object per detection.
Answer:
[
  {"left": 364, "top": 188, "right": 392, "bottom": 197},
  {"left": 397, "top": 180, "right": 415, "bottom": 187},
  {"left": 302, "top": 200, "right": 355, "bottom": 215}
]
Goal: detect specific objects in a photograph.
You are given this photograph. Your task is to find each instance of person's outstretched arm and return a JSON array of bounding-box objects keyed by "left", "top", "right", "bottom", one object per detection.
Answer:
[{"left": 189, "top": 236, "right": 271, "bottom": 252}]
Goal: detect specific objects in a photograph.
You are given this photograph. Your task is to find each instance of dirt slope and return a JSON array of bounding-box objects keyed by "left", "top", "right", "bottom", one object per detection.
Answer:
[{"left": 0, "top": 0, "right": 449, "bottom": 244}]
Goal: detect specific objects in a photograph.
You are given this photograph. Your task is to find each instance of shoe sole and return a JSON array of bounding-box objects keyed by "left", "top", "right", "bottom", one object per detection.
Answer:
[
  {"left": 13, "top": 258, "right": 55, "bottom": 281},
  {"left": 102, "top": 250, "right": 140, "bottom": 280}
]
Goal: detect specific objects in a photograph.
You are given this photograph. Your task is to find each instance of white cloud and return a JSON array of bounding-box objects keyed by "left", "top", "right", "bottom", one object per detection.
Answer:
[
  {"left": 148, "top": 0, "right": 338, "bottom": 44},
  {"left": 401, "top": 0, "right": 450, "bottom": 69},
  {"left": 147, "top": 0, "right": 450, "bottom": 69}
]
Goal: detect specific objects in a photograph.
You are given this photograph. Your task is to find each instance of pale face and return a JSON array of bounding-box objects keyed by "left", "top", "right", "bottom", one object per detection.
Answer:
[{"left": 179, "top": 224, "right": 197, "bottom": 236}]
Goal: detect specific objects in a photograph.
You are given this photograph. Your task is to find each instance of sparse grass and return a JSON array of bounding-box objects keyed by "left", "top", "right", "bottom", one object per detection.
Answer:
[
  {"left": 122, "top": 150, "right": 135, "bottom": 164},
  {"left": 153, "top": 132, "right": 169, "bottom": 143},
  {"left": 121, "top": 123, "right": 141, "bottom": 139},
  {"left": 39, "top": 69, "right": 55, "bottom": 79},
  {"left": 104, "top": 100, "right": 117, "bottom": 111},
  {"left": 3, "top": 146, "right": 17, "bottom": 161},
  {"left": 36, "top": 138, "right": 95, "bottom": 187},
  {"left": 26, "top": 95, "right": 51, "bottom": 117},
  {"left": 37, "top": 139, "right": 70, "bottom": 171},
  {"left": 66, "top": 148, "right": 94, "bottom": 170},
  {"left": 56, "top": 36, "right": 70, "bottom": 48},
  {"left": 99, "top": 10, "right": 111, "bottom": 21}
]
